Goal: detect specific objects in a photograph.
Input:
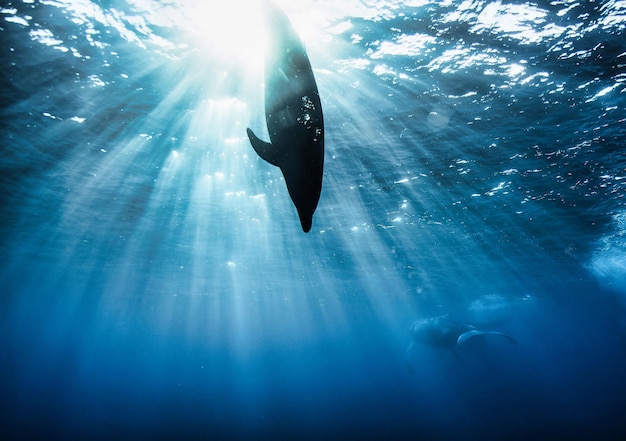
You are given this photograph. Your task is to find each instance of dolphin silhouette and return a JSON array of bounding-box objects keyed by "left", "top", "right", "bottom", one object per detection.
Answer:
[
  {"left": 405, "top": 315, "right": 516, "bottom": 371},
  {"left": 246, "top": 1, "right": 324, "bottom": 233}
]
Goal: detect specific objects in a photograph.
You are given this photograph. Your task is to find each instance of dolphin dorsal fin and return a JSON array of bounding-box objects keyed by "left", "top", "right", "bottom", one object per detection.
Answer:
[
  {"left": 246, "top": 128, "right": 280, "bottom": 167},
  {"left": 457, "top": 330, "right": 516, "bottom": 345}
]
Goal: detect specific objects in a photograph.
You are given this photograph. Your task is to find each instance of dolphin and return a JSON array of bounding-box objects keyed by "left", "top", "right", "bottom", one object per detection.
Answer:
[
  {"left": 246, "top": 1, "right": 324, "bottom": 233},
  {"left": 405, "top": 315, "right": 516, "bottom": 371}
]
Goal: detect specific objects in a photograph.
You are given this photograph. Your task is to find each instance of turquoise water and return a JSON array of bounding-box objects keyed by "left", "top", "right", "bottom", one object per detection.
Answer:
[{"left": 1, "top": 1, "right": 625, "bottom": 439}]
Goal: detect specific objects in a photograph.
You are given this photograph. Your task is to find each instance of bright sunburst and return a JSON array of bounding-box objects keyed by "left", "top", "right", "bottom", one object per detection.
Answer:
[{"left": 178, "top": 0, "right": 267, "bottom": 71}]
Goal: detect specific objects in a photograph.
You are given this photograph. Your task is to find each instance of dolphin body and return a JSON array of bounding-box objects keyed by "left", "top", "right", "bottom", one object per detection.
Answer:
[
  {"left": 246, "top": 1, "right": 324, "bottom": 233},
  {"left": 405, "top": 315, "right": 516, "bottom": 369}
]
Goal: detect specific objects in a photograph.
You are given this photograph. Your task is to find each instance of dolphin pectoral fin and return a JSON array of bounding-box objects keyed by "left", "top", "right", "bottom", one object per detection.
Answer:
[
  {"left": 246, "top": 128, "right": 280, "bottom": 167},
  {"left": 457, "top": 330, "right": 483, "bottom": 345},
  {"left": 457, "top": 330, "right": 516, "bottom": 345}
]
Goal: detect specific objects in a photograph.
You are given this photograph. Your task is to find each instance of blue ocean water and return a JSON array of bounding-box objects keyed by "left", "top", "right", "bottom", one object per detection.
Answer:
[{"left": 1, "top": 0, "right": 625, "bottom": 439}]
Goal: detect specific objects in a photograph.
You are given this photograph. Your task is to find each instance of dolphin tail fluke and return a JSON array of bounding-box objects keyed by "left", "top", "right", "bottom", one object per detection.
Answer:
[
  {"left": 457, "top": 330, "right": 516, "bottom": 345},
  {"left": 246, "top": 128, "right": 280, "bottom": 167}
]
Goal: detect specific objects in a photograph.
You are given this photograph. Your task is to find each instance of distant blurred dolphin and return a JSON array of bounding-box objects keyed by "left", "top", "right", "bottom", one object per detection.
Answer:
[
  {"left": 405, "top": 315, "right": 516, "bottom": 371},
  {"left": 408, "top": 315, "right": 516, "bottom": 349},
  {"left": 246, "top": 1, "right": 324, "bottom": 233}
]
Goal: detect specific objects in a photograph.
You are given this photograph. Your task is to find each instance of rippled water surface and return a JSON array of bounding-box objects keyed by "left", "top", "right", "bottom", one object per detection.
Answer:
[{"left": 1, "top": 1, "right": 626, "bottom": 439}]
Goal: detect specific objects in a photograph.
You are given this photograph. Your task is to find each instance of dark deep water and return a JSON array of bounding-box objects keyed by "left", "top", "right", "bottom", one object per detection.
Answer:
[{"left": 1, "top": 0, "right": 626, "bottom": 440}]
